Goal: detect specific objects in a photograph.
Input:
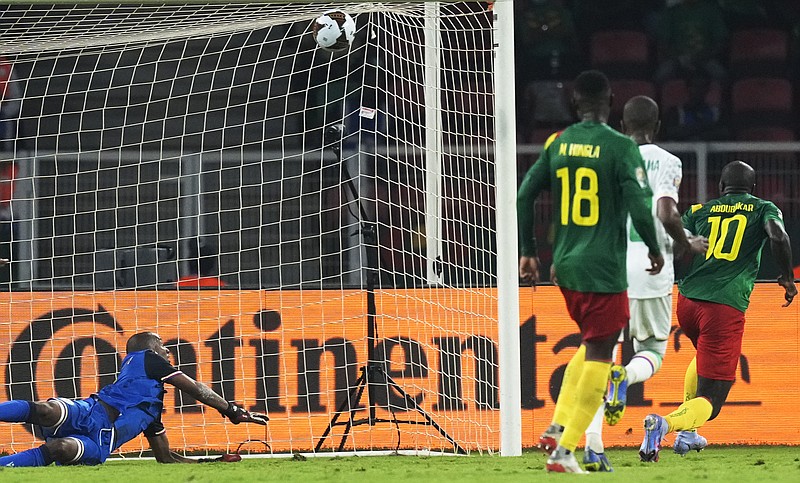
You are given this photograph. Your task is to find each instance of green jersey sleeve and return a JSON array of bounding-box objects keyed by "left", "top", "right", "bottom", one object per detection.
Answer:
[
  {"left": 763, "top": 201, "right": 784, "bottom": 226},
  {"left": 517, "top": 147, "right": 551, "bottom": 257},
  {"left": 682, "top": 203, "right": 703, "bottom": 234},
  {"left": 618, "top": 140, "right": 661, "bottom": 256}
]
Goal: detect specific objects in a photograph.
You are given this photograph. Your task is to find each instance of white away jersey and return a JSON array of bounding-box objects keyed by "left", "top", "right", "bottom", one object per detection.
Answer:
[{"left": 627, "top": 144, "right": 682, "bottom": 298}]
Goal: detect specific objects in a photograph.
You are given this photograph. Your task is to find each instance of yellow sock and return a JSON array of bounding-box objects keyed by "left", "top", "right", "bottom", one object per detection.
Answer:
[
  {"left": 551, "top": 345, "right": 586, "bottom": 428},
  {"left": 559, "top": 360, "right": 610, "bottom": 452},
  {"left": 664, "top": 397, "right": 713, "bottom": 432},
  {"left": 684, "top": 357, "right": 698, "bottom": 402}
]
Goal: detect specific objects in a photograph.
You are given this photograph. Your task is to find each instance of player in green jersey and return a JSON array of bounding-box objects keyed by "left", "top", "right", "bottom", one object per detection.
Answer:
[
  {"left": 517, "top": 70, "right": 664, "bottom": 473},
  {"left": 582, "top": 96, "right": 708, "bottom": 473},
  {"left": 639, "top": 160, "right": 797, "bottom": 462}
]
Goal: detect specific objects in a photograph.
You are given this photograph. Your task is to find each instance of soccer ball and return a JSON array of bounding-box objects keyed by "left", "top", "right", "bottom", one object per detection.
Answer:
[{"left": 312, "top": 10, "right": 355, "bottom": 52}]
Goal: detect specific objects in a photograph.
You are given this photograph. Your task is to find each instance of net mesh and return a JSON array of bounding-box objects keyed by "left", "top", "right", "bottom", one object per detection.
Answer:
[{"left": 0, "top": 1, "right": 502, "bottom": 456}]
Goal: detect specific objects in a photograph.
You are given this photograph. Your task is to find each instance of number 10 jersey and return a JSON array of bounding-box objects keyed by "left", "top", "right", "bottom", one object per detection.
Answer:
[{"left": 679, "top": 192, "right": 783, "bottom": 312}]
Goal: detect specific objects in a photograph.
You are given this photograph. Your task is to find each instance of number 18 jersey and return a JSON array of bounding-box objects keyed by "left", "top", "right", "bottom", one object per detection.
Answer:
[
  {"left": 517, "top": 121, "right": 659, "bottom": 293},
  {"left": 679, "top": 192, "right": 783, "bottom": 312}
]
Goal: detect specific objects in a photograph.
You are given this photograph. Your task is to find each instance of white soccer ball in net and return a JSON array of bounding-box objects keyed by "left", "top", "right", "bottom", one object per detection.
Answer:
[{"left": 312, "top": 10, "right": 355, "bottom": 52}]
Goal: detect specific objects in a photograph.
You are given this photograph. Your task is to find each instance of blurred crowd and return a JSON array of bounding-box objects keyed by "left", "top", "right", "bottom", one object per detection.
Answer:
[{"left": 516, "top": 0, "right": 800, "bottom": 143}]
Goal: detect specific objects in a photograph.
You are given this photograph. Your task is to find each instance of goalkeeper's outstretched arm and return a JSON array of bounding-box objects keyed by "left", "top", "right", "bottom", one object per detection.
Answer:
[
  {"left": 166, "top": 373, "right": 269, "bottom": 425},
  {"left": 167, "top": 373, "right": 229, "bottom": 414},
  {"left": 144, "top": 373, "right": 268, "bottom": 464},
  {"left": 146, "top": 431, "right": 246, "bottom": 464},
  {"left": 147, "top": 432, "right": 201, "bottom": 464}
]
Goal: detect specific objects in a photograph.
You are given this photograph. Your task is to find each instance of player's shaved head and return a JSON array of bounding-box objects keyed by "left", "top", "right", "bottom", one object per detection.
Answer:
[
  {"left": 572, "top": 70, "right": 612, "bottom": 120},
  {"left": 623, "top": 96, "right": 659, "bottom": 133},
  {"left": 720, "top": 160, "right": 756, "bottom": 194},
  {"left": 126, "top": 332, "right": 161, "bottom": 353}
]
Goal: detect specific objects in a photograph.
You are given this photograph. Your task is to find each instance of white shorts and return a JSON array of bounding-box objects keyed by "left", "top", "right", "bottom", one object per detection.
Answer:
[{"left": 627, "top": 294, "right": 672, "bottom": 341}]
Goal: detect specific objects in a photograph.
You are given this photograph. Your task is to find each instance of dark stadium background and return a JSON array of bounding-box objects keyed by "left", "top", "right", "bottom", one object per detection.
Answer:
[{"left": 3, "top": 1, "right": 799, "bottom": 289}]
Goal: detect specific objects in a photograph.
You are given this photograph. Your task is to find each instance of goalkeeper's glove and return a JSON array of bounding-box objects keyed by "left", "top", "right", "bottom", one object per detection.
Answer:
[{"left": 220, "top": 401, "right": 269, "bottom": 425}]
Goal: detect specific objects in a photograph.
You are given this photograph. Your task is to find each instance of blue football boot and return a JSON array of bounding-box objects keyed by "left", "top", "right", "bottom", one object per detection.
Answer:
[
  {"left": 674, "top": 430, "right": 708, "bottom": 456},
  {"left": 604, "top": 364, "right": 628, "bottom": 426},
  {"left": 640, "top": 414, "right": 669, "bottom": 462},
  {"left": 582, "top": 448, "right": 614, "bottom": 472}
]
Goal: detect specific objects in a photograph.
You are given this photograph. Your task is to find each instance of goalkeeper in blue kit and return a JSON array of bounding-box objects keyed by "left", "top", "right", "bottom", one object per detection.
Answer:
[{"left": 0, "top": 331, "right": 267, "bottom": 466}]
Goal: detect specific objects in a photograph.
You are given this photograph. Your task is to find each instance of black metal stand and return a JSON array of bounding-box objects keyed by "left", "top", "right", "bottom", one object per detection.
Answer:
[{"left": 314, "top": 125, "right": 465, "bottom": 455}]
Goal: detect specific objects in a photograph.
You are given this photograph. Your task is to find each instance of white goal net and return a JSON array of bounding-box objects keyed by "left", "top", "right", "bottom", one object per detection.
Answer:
[{"left": 0, "top": 1, "right": 520, "bottom": 457}]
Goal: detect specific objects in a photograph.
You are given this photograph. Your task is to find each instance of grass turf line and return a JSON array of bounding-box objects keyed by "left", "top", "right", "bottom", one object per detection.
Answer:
[{"left": 0, "top": 446, "right": 799, "bottom": 482}]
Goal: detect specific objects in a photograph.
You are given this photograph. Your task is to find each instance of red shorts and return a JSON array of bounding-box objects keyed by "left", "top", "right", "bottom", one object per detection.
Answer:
[
  {"left": 676, "top": 294, "right": 746, "bottom": 381},
  {"left": 560, "top": 288, "right": 629, "bottom": 342}
]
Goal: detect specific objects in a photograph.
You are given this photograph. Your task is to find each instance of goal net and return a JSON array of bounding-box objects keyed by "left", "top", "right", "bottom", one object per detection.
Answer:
[{"left": 0, "top": 1, "right": 519, "bottom": 457}]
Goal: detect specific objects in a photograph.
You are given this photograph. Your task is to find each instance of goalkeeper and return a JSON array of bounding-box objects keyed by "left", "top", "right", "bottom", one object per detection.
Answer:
[{"left": 0, "top": 331, "right": 268, "bottom": 467}]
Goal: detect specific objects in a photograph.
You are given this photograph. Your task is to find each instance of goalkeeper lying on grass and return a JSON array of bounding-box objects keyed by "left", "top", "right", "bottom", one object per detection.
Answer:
[{"left": 0, "top": 331, "right": 267, "bottom": 467}]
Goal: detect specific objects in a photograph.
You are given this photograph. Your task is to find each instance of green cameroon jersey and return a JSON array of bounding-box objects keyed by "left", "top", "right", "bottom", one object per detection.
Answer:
[
  {"left": 679, "top": 192, "right": 784, "bottom": 312},
  {"left": 517, "top": 121, "right": 661, "bottom": 293}
]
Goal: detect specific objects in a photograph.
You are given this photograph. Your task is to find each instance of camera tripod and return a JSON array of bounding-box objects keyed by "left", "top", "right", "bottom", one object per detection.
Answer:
[{"left": 314, "top": 125, "right": 465, "bottom": 455}]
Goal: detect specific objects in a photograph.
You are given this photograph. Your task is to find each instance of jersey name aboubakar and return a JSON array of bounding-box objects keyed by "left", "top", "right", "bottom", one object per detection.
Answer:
[
  {"left": 517, "top": 121, "right": 660, "bottom": 293},
  {"left": 679, "top": 192, "right": 783, "bottom": 312}
]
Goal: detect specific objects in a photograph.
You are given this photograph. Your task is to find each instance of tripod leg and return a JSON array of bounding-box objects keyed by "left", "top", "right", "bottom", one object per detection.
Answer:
[
  {"left": 337, "top": 374, "right": 369, "bottom": 452},
  {"left": 314, "top": 370, "right": 366, "bottom": 452},
  {"left": 384, "top": 374, "right": 467, "bottom": 455}
]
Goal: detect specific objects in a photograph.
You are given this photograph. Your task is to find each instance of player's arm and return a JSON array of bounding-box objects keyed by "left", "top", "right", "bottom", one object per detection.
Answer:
[
  {"left": 166, "top": 372, "right": 268, "bottom": 425},
  {"left": 619, "top": 143, "right": 663, "bottom": 273},
  {"left": 517, "top": 139, "right": 553, "bottom": 284},
  {"left": 144, "top": 351, "right": 267, "bottom": 425},
  {"left": 146, "top": 423, "right": 242, "bottom": 464},
  {"left": 653, "top": 157, "right": 707, "bottom": 257},
  {"left": 657, "top": 197, "right": 708, "bottom": 257},
  {"left": 765, "top": 217, "right": 797, "bottom": 307},
  {"left": 146, "top": 431, "right": 198, "bottom": 464}
]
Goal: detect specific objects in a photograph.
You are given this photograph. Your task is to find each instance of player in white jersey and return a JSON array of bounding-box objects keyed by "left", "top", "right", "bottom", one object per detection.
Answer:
[{"left": 581, "top": 96, "right": 708, "bottom": 472}]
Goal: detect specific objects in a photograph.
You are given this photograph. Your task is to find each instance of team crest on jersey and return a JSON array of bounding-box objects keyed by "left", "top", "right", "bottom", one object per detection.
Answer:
[
  {"left": 635, "top": 167, "right": 647, "bottom": 188},
  {"left": 673, "top": 176, "right": 681, "bottom": 188}
]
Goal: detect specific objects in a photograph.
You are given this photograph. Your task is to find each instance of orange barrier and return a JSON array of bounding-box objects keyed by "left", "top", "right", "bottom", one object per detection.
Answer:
[
  {"left": 0, "top": 285, "right": 797, "bottom": 456},
  {"left": 520, "top": 284, "right": 800, "bottom": 447}
]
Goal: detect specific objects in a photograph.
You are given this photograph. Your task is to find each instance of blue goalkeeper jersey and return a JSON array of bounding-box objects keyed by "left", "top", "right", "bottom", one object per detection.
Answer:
[{"left": 96, "top": 349, "right": 183, "bottom": 450}]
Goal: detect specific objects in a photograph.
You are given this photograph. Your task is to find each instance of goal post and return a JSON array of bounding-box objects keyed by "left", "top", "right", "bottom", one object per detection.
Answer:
[
  {"left": 0, "top": 1, "right": 520, "bottom": 457},
  {"left": 492, "top": 0, "right": 522, "bottom": 458}
]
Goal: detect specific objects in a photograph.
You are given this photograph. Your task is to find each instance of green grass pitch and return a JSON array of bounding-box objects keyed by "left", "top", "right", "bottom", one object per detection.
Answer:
[{"left": 1, "top": 447, "right": 800, "bottom": 482}]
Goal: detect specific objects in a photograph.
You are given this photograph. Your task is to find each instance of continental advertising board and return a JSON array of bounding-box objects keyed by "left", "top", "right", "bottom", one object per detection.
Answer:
[{"left": 0, "top": 285, "right": 796, "bottom": 455}]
